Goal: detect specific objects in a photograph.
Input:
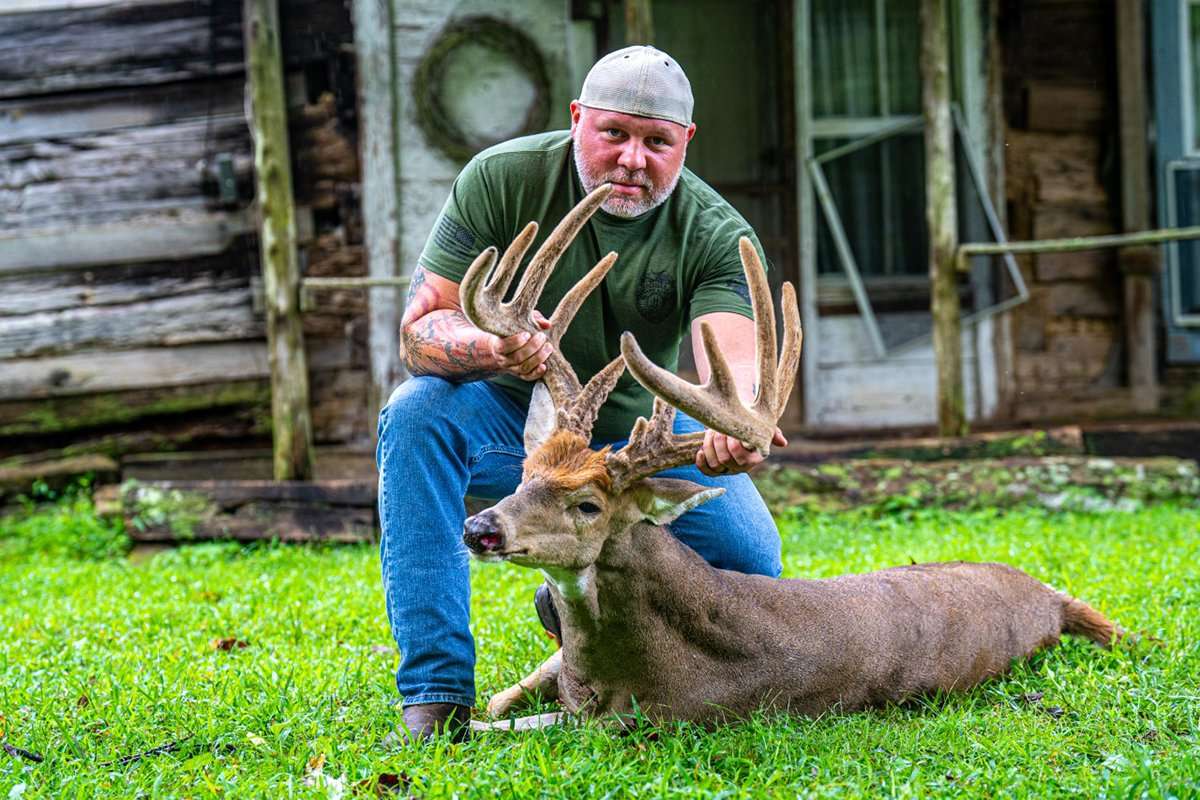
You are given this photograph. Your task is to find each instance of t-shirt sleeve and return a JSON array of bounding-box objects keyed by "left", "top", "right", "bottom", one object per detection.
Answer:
[
  {"left": 687, "top": 227, "right": 770, "bottom": 323},
  {"left": 417, "top": 157, "right": 503, "bottom": 283}
]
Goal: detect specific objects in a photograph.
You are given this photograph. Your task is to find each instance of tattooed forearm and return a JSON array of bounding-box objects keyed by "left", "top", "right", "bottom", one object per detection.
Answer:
[{"left": 402, "top": 308, "right": 496, "bottom": 382}]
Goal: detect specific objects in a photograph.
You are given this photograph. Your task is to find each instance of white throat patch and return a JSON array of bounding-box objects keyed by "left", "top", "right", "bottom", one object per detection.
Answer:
[{"left": 541, "top": 566, "right": 594, "bottom": 600}]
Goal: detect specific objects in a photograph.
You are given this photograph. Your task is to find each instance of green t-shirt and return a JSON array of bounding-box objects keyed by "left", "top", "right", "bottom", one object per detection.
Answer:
[{"left": 418, "top": 130, "right": 766, "bottom": 442}]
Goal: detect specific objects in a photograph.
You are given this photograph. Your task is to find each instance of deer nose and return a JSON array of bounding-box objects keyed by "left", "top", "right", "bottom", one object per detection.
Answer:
[{"left": 463, "top": 512, "right": 505, "bottom": 554}]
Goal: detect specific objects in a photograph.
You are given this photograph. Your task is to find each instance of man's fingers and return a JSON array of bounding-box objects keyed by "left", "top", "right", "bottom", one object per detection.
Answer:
[
  {"left": 532, "top": 311, "right": 552, "bottom": 330},
  {"left": 712, "top": 434, "right": 733, "bottom": 467},
  {"left": 726, "top": 437, "right": 755, "bottom": 467},
  {"left": 515, "top": 342, "right": 553, "bottom": 375},
  {"left": 772, "top": 428, "right": 788, "bottom": 447}
]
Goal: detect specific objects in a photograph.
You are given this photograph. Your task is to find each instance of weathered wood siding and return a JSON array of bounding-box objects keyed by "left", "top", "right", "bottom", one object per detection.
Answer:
[
  {"left": 1000, "top": 0, "right": 1125, "bottom": 420},
  {"left": 0, "top": 0, "right": 367, "bottom": 464}
]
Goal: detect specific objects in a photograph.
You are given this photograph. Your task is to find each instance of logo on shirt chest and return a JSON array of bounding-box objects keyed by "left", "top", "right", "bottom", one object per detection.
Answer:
[{"left": 635, "top": 269, "right": 677, "bottom": 324}]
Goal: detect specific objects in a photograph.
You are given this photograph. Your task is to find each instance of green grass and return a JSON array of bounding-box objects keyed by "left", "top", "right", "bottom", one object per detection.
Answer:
[{"left": 1, "top": 495, "right": 1198, "bottom": 798}]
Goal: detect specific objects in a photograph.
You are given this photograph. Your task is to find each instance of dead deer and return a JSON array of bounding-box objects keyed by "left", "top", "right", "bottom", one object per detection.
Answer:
[{"left": 459, "top": 183, "right": 1119, "bottom": 729}]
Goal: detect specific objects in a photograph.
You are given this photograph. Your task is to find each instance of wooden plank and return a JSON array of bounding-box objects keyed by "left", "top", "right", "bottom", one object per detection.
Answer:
[
  {"left": 121, "top": 479, "right": 375, "bottom": 507},
  {"left": 1116, "top": 0, "right": 1158, "bottom": 413},
  {"left": 0, "top": 454, "right": 117, "bottom": 500},
  {"left": 120, "top": 447, "right": 376, "bottom": 481},
  {"left": 0, "top": 339, "right": 349, "bottom": 400},
  {"left": 0, "top": 115, "right": 251, "bottom": 232},
  {"left": 0, "top": 379, "right": 268, "bottom": 437},
  {"left": 1084, "top": 420, "right": 1200, "bottom": 460},
  {"left": 0, "top": 256, "right": 252, "bottom": 317},
  {"left": 245, "top": 0, "right": 313, "bottom": 480},
  {"left": 921, "top": 0, "right": 965, "bottom": 436},
  {"left": 0, "top": 287, "right": 260, "bottom": 360},
  {"left": 128, "top": 503, "right": 375, "bottom": 544},
  {"left": 776, "top": 425, "right": 1085, "bottom": 464},
  {"left": 352, "top": 0, "right": 404, "bottom": 423},
  {"left": 0, "top": 1, "right": 243, "bottom": 99},
  {"left": 0, "top": 78, "right": 244, "bottom": 146},
  {"left": 0, "top": 211, "right": 255, "bottom": 275}
]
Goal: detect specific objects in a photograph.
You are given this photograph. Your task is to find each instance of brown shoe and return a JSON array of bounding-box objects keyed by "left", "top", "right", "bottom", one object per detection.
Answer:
[{"left": 399, "top": 702, "right": 472, "bottom": 743}]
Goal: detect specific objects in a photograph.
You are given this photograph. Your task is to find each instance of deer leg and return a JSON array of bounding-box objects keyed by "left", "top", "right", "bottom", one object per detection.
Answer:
[{"left": 486, "top": 650, "right": 562, "bottom": 718}]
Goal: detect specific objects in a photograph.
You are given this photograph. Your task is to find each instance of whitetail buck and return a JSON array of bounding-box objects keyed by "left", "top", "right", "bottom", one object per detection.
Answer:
[{"left": 460, "top": 184, "right": 1119, "bottom": 728}]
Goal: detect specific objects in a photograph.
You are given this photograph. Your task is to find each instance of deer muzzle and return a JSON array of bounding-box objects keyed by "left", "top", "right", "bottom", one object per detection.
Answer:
[{"left": 463, "top": 510, "right": 507, "bottom": 557}]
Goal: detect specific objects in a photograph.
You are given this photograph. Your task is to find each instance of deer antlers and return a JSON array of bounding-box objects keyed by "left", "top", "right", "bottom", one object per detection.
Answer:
[
  {"left": 460, "top": 183, "right": 625, "bottom": 439},
  {"left": 607, "top": 238, "right": 801, "bottom": 491},
  {"left": 460, "top": 187, "right": 801, "bottom": 490}
]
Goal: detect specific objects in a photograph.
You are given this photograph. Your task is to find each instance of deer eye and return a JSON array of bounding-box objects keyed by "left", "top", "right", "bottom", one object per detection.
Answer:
[{"left": 576, "top": 501, "right": 602, "bottom": 515}]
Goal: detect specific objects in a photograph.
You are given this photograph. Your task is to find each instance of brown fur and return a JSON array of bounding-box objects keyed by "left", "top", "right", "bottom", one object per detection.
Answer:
[
  {"left": 1061, "top": 594, "right": 1121, "bottom": 646},
  {"left": 523, "top": 431, "right": 613, "bottom": 492}
]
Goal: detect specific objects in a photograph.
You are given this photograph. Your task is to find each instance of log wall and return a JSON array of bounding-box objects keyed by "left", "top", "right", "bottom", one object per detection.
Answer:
[
  {"left": 0, "top": 0, "right": 368, "bottom": 466},
  {"left": 1000, "top": 0, "right": 1126, "bottom": 420}
]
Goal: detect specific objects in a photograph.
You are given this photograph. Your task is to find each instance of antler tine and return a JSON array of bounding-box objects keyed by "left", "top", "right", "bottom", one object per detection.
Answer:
[
  {"left": 460, "top": 184, "right": 624, "bottom": 440},
  {"left": 611, "top": 236, "right": 803, "bottom": 487},
  {"left": 606, "top": 397, "right": 705, "bottom": 492},
  {"left": 547, "top": 251, "right": 618, "bottom": 348},
  {"left": 773, "top": 282, "right": 803, "bottom": 418},
  {"left": 740, "top": 238, "right": 778, "bottom": 414},
  {"left": 510, "top": 183, "right": 613, "bottom": 318},
  {"left": 558, "top": 354, "right": 626, "bottom": 438}
]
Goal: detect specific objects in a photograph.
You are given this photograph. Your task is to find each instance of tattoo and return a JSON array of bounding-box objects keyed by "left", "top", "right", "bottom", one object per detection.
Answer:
[{"left": 402, "top": 307, "right": 494, "bottom": 383}]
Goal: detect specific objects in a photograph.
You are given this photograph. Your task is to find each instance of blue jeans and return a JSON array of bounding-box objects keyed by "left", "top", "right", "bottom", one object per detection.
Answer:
[{"left": 376, "top": 376, "right": 782, "bottom": 708}]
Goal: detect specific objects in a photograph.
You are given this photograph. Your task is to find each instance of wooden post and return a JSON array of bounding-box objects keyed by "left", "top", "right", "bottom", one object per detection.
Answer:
[
  {"left": 352, "top": 0, "right": 404, "bottom": 430},
  {"left": 921, "top": 0, "right": 965, "bottom": 437},
  {"left": 1116, "top": 0, "right": 1160, "bottom": 413},
  {"left": 625, "top": 0, "right": 654, "bottom": 44},
  {"left": 244, "top": 0, "right": 314, "bottom": 480}
]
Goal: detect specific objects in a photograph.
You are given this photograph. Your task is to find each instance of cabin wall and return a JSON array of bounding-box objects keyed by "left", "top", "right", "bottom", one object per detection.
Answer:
[
  {"left": 999, "top": 0, "right": 1128, "bottom": 420},
  {"left": 0, "top": 0, "right": 368, "bottom": 465}
]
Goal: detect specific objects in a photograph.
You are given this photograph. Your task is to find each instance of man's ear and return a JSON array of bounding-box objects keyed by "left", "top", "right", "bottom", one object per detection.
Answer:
[
  {"left": 633, "top": 478, "right": 724, "bottom": 526},
  {"left": 524, "top": 382, "right": 557, "bottom": 453}
]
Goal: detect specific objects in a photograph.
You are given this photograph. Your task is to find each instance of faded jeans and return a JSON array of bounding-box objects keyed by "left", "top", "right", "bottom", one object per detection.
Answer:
[{"left": 376, "top": 375, "right": 782, "bottom": 708}]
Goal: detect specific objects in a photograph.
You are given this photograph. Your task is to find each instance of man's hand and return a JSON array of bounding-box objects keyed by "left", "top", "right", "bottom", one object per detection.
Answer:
[
  {"left": 695, "top": 427, "right": 788, "bottom": 477},
  {"left": 489, "top": 311, "right": 554, "bottom": 381}
]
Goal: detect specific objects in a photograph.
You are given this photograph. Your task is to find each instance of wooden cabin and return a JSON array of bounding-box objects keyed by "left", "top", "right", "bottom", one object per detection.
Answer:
[{"left": 1, "top": 0, "right": 1196, "bottom": 482}]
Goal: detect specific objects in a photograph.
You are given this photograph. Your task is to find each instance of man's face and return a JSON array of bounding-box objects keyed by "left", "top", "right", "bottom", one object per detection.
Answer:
[{"left": 570, "top": 102, "right": 696, "bottom": 218}]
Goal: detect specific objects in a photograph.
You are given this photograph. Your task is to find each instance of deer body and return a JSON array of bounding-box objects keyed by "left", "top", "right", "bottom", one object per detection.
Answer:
[
  {"left": 510, "top": 508, "right": 1113, "bottom": 724},
  {"left": 459, "top": 185, "right": 1116, "bottom": 729}
]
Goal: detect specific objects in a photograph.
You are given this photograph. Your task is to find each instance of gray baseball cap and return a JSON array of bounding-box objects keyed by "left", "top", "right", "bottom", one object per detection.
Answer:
[{"left": 578, "top": 46, "right": 694, "bottom": 128}]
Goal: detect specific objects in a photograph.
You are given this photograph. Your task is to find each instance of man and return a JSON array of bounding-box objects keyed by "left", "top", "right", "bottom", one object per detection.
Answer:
[{"left": 377, "top": 45, "right": 788, "bottom": 741}]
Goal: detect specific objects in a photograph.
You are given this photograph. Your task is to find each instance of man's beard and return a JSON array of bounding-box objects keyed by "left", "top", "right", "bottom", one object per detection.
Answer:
[{"left": 572, "top": 135, "right": 684, "bottom": 219}]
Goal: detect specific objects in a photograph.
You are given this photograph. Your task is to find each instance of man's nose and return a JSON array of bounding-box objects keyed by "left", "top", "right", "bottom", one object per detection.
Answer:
[
  {"left": 617, "top": 140, "right": 647, "bottom": 172},
  {"left": 463, "top": 511, "right": 505, "bottom": 554}
]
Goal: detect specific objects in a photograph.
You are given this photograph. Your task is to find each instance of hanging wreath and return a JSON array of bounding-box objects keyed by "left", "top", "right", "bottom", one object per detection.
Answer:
[{"left": 413, "top": 16, "right": 552, "bottom": 163}]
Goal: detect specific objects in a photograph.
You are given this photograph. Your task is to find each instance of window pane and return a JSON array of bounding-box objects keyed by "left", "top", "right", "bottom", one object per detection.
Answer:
[
  {"left": 884, "top": 0, "right": 922, "bottom": 114},
  {"left": 811, "top": 0, "right": 879, "bottom": 117},
  {"left": 1193, "top": 4, "right": 1200, "bottom": 151},
  {"left": 1173, "top": 167, "right": 1200, "bottom": 317},
  {"left": 815, "top": 135, "right": 928, "bottom": 277}
]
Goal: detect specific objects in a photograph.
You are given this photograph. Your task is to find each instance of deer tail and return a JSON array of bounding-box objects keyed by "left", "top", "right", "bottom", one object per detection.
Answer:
[{"left": 1060, "top": 594, "right": 1122, "bottom": 648}]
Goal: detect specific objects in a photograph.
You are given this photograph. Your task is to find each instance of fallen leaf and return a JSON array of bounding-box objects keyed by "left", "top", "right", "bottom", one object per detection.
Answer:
[
  {"left": 307, "top": 752, "right": 327, "bottom": 772},
  {"left": 76, "top": 694, "right": 90, "bottom": 708},
  {"left": 210, "top": 637, "right": 249, "bottom": 651},
  {"left": 1043, "top": 706, "right": 1065, "bottom": 719},
  {"left": 246, "top": 733, "right": 266, "bottom": 746},
  {"left": 370, "top": 645, "right": 393, "bottom": 656},
  {"left": 1019, "top": 692, "right": 1044, "bottom": 705}
]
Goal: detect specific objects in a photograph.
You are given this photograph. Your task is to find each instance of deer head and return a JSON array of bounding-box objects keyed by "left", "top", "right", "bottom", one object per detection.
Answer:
[{"left": 460, "top": 185, "right": 802, "bottom": 575}]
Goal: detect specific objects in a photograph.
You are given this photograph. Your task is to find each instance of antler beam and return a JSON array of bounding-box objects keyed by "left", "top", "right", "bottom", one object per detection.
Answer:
[{"left": 609, "top": 237, "right": 802, "bottom": 488}]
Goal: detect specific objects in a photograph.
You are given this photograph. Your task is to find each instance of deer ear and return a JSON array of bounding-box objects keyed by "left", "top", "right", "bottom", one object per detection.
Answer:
[
  {"left": 524, "top": 382, "right": 556, "bottom": 453},
  {"left": 634, "top": 478, "right": 724, "bottom": 525}
]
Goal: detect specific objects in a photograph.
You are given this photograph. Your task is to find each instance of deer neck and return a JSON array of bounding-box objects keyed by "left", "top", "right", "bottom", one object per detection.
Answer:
[{"left": 545, "top": 521, "right": 719, "bottom": 679}]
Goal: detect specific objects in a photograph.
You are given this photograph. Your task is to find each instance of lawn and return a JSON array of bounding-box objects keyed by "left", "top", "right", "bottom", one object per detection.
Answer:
[{"left": 1, "top": 490, "right": 1198, "bottom": 799}]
